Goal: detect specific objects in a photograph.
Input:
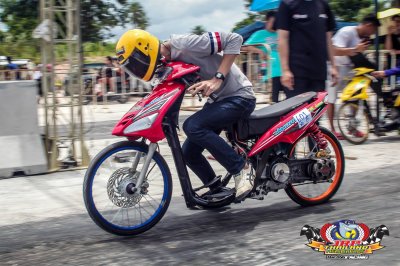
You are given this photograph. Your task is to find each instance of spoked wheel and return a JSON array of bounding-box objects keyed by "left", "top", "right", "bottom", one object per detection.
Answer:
[
  {"left": 337, "top": 102, "right": 369, "bottom": 144},
  {"left": 285, "top": 127, "right": 345, "bottom": 206},
  {"left": 83, "top": 141, "right": 172, "bottom": 236}
]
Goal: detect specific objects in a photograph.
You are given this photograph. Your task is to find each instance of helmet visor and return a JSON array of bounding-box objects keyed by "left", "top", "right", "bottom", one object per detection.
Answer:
[{"left": 121, "top": 48, "right": 151, "bottom": 79}]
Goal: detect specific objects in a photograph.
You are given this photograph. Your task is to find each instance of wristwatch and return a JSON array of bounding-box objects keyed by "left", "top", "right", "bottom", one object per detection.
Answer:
[{"left": 214, "top": 72, "right": 225, "bottom": 81}]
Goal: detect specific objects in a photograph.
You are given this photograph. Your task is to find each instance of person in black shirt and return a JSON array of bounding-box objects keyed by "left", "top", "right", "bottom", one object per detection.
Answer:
[{"left": 276, "top": 0, "right": 338, "bottom": 98}]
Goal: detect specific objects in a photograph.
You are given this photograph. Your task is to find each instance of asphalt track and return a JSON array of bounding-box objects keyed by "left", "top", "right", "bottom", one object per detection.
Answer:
[{"left": 0, "top": 137, "right": 399, "bottom": 265}]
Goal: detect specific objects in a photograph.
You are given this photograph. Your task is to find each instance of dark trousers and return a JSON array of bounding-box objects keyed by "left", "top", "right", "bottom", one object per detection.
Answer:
[
  {"left": 272, "top": 76, "right": 287, "bottom": 102},
  {"left": 285, "top": 78, "right": 326, "bottom": 98},
  {"left": 182, "top": 96, "right": 256, "bottom": 185}
]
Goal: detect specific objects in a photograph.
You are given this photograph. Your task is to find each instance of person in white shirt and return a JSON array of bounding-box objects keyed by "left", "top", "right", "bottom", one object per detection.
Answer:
[{"left": 329, "top": 14, "right": 381, "bottom": 138}]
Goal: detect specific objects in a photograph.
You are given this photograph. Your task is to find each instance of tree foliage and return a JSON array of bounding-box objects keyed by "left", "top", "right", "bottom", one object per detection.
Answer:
[
  {"left": 0, "top": 0, "right": 39, "bottom": 41},
  {"left": 232, "top": 0, "right": 264, "bottom": 32},
  {"left": 330, "top": 0, "right": 375, "bottom": 22},
  {"left": 191, "top": 25, "right": 206, "bottom": 35},
  {"left": 232, "top": 13, "right": 260, "bottom": 32},
  {"left": 125, "top": 2, "right": 149, "bottom": 30},
  {"left": 0, "top": 0, "right": 149, "bottom": 43}
]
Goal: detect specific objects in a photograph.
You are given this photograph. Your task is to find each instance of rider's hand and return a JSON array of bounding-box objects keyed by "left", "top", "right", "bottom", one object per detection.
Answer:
[
  {"left": 188, "top": 78, "right": 223, "bottom": 97},
  {"left": 281, "top": 70, "right": 294, "bottom": 90},
  {"left": 371, "top": 71, "right": 386, "bottom": 78},
  {"left": 330, "top": 66, "right": 339, "bottom": 87}
]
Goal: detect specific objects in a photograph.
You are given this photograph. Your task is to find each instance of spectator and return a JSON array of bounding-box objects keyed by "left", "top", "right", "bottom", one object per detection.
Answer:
[
  {"left": 6, "top": 56, "right": 20, "bottom": 80},
  {"left": 332, "top": 14, "right": 381, "bottom": 137},
  {"left": 241, "top": 11, "right": 286, "bottom": 103},
  {"left": 33, "top": 64, "right": 43, "bottom": 103},
  {"left": 385, "top": 15, "right": 400, "bottom": 62},
  {"left": 276, "top": 0, "right": 338, "bottom": 101},
  {"left": 97, "top": 56, "right": 115, "bottom": 94}
]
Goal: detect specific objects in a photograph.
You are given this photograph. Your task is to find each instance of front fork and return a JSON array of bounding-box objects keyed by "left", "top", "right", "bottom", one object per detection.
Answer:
[{"left": 130, "top": 142, "right": 158, "bottom": 194}]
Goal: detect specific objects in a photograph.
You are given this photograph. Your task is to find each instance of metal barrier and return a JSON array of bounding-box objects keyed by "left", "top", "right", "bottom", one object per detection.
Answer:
[
  {"left": 81, "top": 67, "right": 152, "bottom": 105},
  {"left": 0, "top": 69, "right": 34, "bottom": 81},
  {"left": 237, "top": 43, "right": 272, "bottom": 103}
]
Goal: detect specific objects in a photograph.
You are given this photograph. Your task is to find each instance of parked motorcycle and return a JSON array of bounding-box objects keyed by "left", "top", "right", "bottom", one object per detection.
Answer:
[
  {"left": 337, "top": 67, "right": 400, "bottom": 144},
  {"left": 83, "top": 61, "right": 345, "bottom": 236}
]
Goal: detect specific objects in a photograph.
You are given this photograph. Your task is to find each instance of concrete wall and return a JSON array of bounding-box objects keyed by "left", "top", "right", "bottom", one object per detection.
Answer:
[{"left": 0, "top": 81, "right": 47, "bottom": 178}]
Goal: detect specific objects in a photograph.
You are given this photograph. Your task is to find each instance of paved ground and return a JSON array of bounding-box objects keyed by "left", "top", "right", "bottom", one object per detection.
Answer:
[{"left": 1, "top": 100, "right": 400, "bottom": 265}]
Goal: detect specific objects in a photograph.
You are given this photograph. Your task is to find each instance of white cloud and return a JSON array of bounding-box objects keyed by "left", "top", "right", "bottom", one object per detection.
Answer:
[{"left": 112, "top": 0, "right": 249, "bottom": 41}]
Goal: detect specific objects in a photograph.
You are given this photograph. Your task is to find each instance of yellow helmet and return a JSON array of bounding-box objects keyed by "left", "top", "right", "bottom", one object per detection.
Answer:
[{"left": 116, "top": 29, "right": 161, "bottom": 81}]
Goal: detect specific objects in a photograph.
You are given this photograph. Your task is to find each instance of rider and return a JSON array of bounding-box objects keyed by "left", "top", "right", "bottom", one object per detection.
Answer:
[{"left": 116, "top": 29, "right": 256, "bottom": 200}]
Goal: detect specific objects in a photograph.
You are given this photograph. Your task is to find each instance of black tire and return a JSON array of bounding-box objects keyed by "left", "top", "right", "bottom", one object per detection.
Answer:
[
  {"left": 285, "top": 127, "right": 345, "bottom": 206},
  {"left": 337, "top": 102, "right": 370, "bottom": 145},
  {"left": 83, "top": 141, "right": 172, "bottom": 236}
]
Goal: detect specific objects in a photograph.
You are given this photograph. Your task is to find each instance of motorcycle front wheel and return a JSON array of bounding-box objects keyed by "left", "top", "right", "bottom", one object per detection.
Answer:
[{"left": 83, "top": 141, "right": 172, "bottom": 236}]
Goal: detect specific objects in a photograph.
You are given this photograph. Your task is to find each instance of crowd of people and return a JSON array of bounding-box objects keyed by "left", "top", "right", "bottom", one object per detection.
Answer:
[{"left": 239, "top": 2, "right": 395, "bottom": 140}]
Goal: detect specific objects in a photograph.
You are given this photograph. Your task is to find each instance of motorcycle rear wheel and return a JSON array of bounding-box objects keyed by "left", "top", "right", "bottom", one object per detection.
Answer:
[
  {"left": 285, "top": 127, "right": 345, "bottom": 206},
  {"left": 83, "top": 141, "right": 172, "bottom": 236}
]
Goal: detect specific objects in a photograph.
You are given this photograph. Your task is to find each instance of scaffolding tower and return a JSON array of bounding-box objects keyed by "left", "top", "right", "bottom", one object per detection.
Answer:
[{"left": 39, "top": 0, "right": 89, "bottom": 171}]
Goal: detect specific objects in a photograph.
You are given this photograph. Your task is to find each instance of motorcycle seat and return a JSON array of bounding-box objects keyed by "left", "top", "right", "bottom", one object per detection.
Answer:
[
  {"left": 248, "top": 91, "right": 317, "bottom": 120},
  {"left": 235, "top": 92, "right": 317, "bottom": 140}
]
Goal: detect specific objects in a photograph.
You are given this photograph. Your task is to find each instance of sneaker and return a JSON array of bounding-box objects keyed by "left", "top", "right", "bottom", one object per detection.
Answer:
[
  {"left": 348, "top": 129, "right": 365, "bottom": 138},
  {"left": 233, "top": 167, "right": 254, "bottom": 201}
]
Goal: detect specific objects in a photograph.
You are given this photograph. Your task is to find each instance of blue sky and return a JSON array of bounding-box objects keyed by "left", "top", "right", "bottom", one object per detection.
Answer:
[{"left": 111, "top": 0, "right": 249, "bottom": 41}]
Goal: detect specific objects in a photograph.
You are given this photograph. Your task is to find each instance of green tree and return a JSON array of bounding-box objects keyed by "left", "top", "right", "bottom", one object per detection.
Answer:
[
  {"left": 330, "top": 0, "right": 372, "bottom": 21},
  {"left": 356, "top": 1, "right": 391, "bottom": 22},
  {"left": 80, "top": 0, "right": 130, "bottom": 42},
  {"left": 191, "top": 25, "right": 206, "bottom": 35},
  {"left": 0, "top": 0, "right": 148, "bottom": 43},
  {"left": 0, "top": 0, "right": 39, "bottom": 41},
  {"left": 125, "top": 2, "right": 149, "bottom": 30},
  {"left": 232, "top": 13, "right": 259, "bottom": 32},
  {"left": 232, "top": 0, "right": 264, "bottom": 32}
]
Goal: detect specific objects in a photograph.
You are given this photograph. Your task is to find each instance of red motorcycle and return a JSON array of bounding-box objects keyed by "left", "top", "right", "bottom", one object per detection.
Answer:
[{"left": 83, "top": 61, "right": 345, "bottom": 236}]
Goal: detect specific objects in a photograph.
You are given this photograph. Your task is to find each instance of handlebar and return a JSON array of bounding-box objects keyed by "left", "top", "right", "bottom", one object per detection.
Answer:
[{"left": 181, "top": 75, "right": 219, "bottom": 102}]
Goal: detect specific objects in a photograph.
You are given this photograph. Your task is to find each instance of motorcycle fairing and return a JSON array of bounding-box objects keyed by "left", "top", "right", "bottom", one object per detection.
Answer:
[
  {"left": 248, "top": 92, "right": 327, "bottom": 157},
  {"left": 112, "top": 62, "right": 200, "bottom": 142},
  {"left": 341, "top": 77, "right": 370, "bottom": 101}
]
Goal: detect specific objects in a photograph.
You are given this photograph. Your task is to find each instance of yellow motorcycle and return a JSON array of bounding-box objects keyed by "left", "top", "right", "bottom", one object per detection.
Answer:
[{"left": 337, "top": 67, "right": 400, "bottom": 144}]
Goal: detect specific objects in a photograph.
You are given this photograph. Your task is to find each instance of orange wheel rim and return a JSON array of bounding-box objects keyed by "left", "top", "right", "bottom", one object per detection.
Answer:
[{"left": 289, "top": 133, "right": 342, "bottom": 202}]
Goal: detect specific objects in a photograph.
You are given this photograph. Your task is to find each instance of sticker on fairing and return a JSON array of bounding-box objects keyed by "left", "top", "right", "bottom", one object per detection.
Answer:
[{"left": 293, "top": 108, "right": 312, "bottom": 128}]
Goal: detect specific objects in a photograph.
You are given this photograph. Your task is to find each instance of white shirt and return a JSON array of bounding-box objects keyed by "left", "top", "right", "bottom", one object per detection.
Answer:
[{"left": 332, "top": 26, "right": 361, "bottom": 66}]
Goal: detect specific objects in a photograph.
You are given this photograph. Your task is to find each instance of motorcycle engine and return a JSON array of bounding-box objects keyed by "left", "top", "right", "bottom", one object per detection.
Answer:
[{"left": 309, "top": 158, "right": 336, "bottom": 181}]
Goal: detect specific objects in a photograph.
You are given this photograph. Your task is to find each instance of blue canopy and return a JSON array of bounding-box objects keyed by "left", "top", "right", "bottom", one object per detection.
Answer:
[{"left": 250, "top": 0, "right": 280, "bottom": 12}]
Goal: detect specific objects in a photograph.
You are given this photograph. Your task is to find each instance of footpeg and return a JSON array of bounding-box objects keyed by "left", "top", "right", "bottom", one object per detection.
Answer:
[
  {"left": 203, "top": 188, "right": 235, "bottom": 200},
  {"left": 193, "top": 175, "right": 222, "bottom": 192}
]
